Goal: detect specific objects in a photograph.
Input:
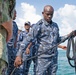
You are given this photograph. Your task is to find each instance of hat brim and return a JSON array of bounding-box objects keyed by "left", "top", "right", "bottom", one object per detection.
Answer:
[{"left": 25, "top": 23, "right": 30, "bottom": 26}]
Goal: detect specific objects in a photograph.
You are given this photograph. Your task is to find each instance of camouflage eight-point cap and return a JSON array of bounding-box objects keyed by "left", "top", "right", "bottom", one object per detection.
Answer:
[{"left": 0, "top": 0, "right": 16, "bottom": 25}]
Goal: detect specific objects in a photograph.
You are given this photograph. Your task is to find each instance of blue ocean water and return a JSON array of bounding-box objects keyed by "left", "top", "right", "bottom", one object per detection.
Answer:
[
  {"left": 28, "top": 49, "right": 75, "bottom": 75},
  {"left": 57, "top": 49, "right": 75, "bottom": 75}
]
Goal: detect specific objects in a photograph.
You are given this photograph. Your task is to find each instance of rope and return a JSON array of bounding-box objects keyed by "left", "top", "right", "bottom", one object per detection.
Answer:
[
  {"left": 66, "top": 36, "right": 76, "bottom": 74},
  {"left": 10, "top": 68, "right": 16, "bottom": 75}
]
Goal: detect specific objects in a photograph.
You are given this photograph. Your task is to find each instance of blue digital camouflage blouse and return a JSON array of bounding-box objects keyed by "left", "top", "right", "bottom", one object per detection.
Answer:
[{"left": 17, "top": 19, "right": 67, "bottom": 57}]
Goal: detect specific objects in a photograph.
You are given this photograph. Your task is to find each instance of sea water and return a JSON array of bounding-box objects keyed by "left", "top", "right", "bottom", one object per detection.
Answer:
[
  {"left": 28, "top": 49, "right": 75, "bottom": 75},
  {"left": 57, "top": 49, "right": 75, "bottom": 75}
]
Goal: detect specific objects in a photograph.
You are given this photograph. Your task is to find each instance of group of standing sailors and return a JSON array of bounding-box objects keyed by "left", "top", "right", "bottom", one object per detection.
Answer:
[
  {"left": 7, "top": 5, "right": 76, "bottom": 75},
  {"left": 1, "top": 0, "right": 76, "bottom": 75}
]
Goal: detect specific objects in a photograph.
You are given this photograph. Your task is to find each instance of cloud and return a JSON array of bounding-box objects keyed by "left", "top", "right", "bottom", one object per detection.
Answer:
[
  {"left": 16, "top": 2, "right": 41, "bottom": 30},
  {"left": 53, "top": 4, "right": 76, "bottom": 35},
  {"left": 16, "top": 3, "right": 76, "bottom": 35}
]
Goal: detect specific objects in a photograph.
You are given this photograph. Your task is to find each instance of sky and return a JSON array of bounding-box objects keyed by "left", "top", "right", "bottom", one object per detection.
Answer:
[{"left": 15, "top": 0, "right": 76, "bottom": 37}]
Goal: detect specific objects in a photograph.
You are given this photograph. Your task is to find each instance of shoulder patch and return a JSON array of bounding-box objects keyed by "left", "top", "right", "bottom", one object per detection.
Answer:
[
  {"left": 28, "top": 34, "right": 31, "bottom": 36},
  {"left": 36, "top": 19, "right": 43, "bottom": 25}
]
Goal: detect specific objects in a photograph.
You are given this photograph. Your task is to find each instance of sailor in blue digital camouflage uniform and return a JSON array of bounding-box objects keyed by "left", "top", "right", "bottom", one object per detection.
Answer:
[
  {"left": 17, "top": 21, "right": 32, "bottom": 75},
  {"left": 14, "top": 5, "right": 74, "bottom": 75},
  {"left": 27, "top": 24, "right": 38, "bottom": 75},
  {"left": 7, "top": 10, "right": 18, "bottom": 75}
]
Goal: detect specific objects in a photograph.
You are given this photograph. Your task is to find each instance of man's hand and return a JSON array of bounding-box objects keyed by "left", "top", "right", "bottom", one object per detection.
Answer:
[
  {"left": 58, "top": 45, "right": 67, "bottom": 50},
  {"left": 72, "top": 30, "right": 76, "bottom": 37},
  {"left": 25, "top": 42, "right": 32, "bottom": 54},
  {"left": 14, "top": 56, "right": 22, "bottom": 68},
  {"left": 68, "top": 30, "right": 76, "bottom": 37},
  {"left": 61, "top": 46, "right": 67, "bottom": 50},
  {"left": 25, "top": 47, "right": 30, "bottom": 54}
]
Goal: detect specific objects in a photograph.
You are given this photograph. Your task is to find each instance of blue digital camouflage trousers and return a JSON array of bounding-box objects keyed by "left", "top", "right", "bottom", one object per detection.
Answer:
[
  {"left": 36, "top": 51, "right": 58, "bottom": 75},
  {"left": 7, "top": 46, "right": 18, "bottom": 75}
]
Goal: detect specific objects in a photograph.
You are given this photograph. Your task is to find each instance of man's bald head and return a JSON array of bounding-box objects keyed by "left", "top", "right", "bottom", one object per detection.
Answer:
[{"left": 43, "top": 5, "right": 54, "bottom": 13}]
